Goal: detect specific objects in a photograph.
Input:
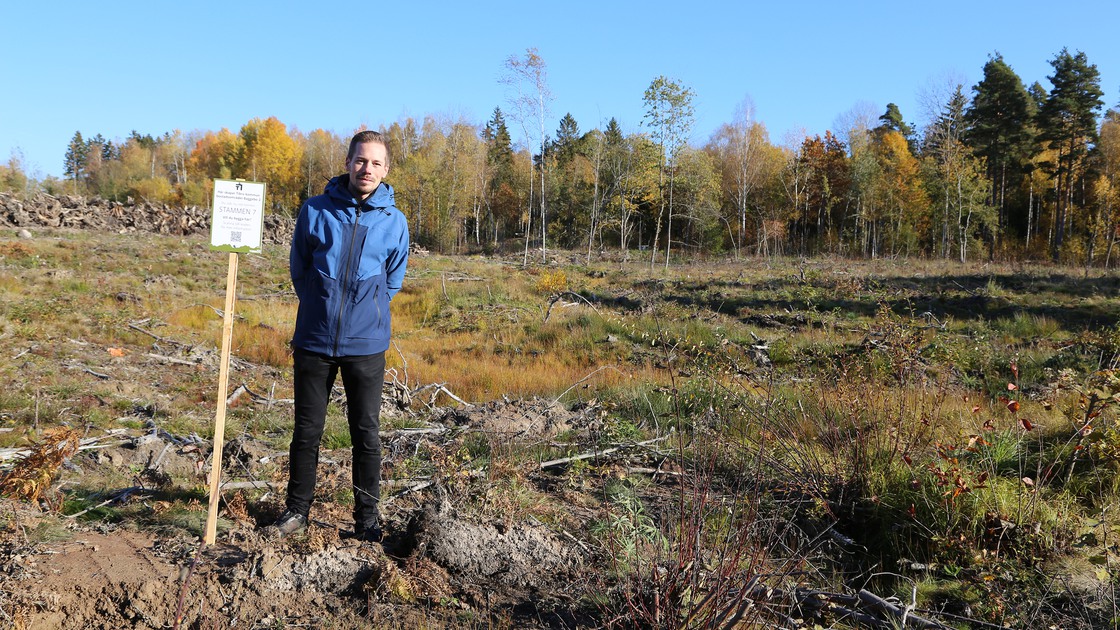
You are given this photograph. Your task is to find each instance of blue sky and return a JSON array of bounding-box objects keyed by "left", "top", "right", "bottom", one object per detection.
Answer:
[{"left": 2, "top": 1, "right": 1118, "bottom": 178}]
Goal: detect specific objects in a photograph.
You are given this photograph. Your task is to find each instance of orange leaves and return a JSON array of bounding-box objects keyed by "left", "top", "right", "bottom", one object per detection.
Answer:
[
  {"left": 966, "top": 434, "right": 989, "bottom": 449},
  {"left": 0, "top": 428, "right": 82, "bottom": 508}
]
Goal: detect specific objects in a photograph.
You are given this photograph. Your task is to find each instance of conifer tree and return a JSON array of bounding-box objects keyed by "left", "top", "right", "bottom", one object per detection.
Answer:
[
  {"left": 63, "top": 131, "right": 87, "bottom": 185},
  {"left": 965, "top": 53, "right": 1035, "bottom": 246},
  {"left": 1038, "top": 48, "right": 1104, "bottom": 261}
]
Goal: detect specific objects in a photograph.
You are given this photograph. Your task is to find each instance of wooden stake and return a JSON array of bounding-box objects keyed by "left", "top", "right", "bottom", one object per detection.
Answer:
[{"left": 204, "top": 252, "right": 238, "bottom": 544}]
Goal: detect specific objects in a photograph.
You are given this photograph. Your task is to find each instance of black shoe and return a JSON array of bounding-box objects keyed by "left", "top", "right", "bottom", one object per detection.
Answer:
[
  {"left": 354, "top": 523, "right": 383, "bottom": 543},
  {"left": 273, "top": 510, "right": 308, "bottom": 538}
]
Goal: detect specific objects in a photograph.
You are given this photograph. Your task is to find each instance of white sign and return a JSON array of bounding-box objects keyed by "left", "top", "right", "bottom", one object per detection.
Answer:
[{"left": 210, "top": 179, "right": 266, "bottom": 253}]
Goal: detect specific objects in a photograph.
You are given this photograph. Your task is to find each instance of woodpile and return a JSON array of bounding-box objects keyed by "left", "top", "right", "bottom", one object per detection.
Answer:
[{"left": 0, "top": 191, "right": 295, "bottom": 244}]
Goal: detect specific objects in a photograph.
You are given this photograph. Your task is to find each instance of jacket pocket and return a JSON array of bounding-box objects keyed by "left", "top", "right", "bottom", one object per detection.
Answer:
[
  {"left": 348, "top": 270, "right": 389, "bottom": 340},
  {"left": 294, "top": 273, "right": 341, "bottom": 346}
]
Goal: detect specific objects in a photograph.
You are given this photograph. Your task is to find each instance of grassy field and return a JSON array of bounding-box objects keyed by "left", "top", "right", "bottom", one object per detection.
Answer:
[{"left": 3, "top": 227, "right": 1120, "bottom": 627}]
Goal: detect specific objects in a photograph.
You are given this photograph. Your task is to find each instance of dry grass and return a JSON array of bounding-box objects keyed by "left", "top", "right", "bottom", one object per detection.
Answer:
[{"left": 3, "top": 228, "right": 1120, "bottom": 627}]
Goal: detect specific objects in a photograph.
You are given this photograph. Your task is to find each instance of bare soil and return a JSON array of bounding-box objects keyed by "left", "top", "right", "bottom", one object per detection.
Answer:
[{"left": 1, "top": 412, "right": 599, "bottom": 629}]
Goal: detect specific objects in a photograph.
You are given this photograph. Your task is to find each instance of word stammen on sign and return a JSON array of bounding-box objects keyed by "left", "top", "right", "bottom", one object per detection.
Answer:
[{"left": 210, "top": 179, "right": 266, "bottom": 253}]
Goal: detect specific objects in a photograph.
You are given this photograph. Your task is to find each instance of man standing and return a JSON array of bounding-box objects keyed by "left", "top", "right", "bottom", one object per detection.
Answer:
[{"left": 272, "top": 130, "right": 409, "bottom": 542}]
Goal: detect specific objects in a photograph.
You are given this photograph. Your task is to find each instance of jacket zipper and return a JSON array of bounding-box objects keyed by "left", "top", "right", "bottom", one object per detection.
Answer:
[{"left": 333, "top": 205, "right": 362, "bottom": 356}]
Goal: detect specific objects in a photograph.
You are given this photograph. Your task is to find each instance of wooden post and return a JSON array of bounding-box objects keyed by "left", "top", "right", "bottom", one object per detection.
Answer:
[{"left": 204, "top": 252, "right": 239, "bottom": 544}]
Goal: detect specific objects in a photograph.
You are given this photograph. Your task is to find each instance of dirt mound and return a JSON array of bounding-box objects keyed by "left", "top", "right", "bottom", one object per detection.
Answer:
[{"left": 408, "top": 499, "right": 582, "bottom": 593}]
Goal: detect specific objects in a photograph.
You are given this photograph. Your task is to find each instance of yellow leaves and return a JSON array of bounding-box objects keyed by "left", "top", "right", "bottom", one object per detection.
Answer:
[
  {"left": 534, "top": 269, "right": 568, "bottom": 295},
  {"left": 238, "top": 116, "right": 304, "bottom": 209}
]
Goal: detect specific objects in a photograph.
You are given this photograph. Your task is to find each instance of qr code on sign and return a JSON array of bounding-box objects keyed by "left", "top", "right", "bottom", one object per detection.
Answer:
[{"left": 230, "top": 230, "right": 242, "bottom": 243}]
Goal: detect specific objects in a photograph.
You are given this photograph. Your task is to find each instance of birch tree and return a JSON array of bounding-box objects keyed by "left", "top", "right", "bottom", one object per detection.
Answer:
[
  {"left": 501, "top": 48, "right": 552, "bottom": 265},
  {"left": 642, "top": 75, "right": 694, "bottom": 269}
]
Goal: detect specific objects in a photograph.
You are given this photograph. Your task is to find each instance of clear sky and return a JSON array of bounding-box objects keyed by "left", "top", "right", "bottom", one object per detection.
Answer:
[{"left": 2, "top": 1, "right": 1118, "bottom": 179}]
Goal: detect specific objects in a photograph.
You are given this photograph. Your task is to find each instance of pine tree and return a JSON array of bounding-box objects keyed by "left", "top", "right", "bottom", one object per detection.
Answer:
[
  {"left": 552, "top": 113, "right": 581, "bottom": 166},
  {"left": 483, "top": 107, "right": 516, "bottom": 245},
  {"left": 964, "top": 53, "right": 1035, "bottom": 245},
  {"left": 878, "top": 103, "right": 913, "bottom": 139},
  {"left": 1038, "top": 48, "right": 1104, "bottom": 260},
  {"left": 63, "top": 131, "right": 87, "bottom": 183}
]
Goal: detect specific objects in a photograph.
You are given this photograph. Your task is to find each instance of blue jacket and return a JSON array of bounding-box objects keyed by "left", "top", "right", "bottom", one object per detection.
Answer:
[{"left": 290, "top": 175, "right": 409, "bottom": 356}]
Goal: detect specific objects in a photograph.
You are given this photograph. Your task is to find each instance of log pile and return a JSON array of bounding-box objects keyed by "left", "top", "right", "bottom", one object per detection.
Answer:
[{"left": 0, "top": 191, "right": 295, "bottom": 245}]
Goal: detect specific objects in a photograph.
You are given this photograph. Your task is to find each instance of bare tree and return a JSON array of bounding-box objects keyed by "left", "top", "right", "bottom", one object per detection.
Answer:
[{"left": 501, "top": 48, "right": 552, "bottom": 265}]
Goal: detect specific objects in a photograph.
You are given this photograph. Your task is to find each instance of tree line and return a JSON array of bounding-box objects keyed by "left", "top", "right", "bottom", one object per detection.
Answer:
[{"left": 2, "top": 47, "right": 1119, "bottom": 265}]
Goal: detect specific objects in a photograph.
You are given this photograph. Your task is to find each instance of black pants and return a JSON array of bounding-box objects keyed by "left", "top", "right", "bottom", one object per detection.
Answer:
[{"left": 287, "top": 348, "right": 385, "bottom": 529}]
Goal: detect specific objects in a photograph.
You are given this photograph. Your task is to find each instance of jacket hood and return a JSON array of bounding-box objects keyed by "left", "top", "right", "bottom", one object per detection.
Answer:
[{"left": 325, "top": 175, "right": 396, "bottom": 211}]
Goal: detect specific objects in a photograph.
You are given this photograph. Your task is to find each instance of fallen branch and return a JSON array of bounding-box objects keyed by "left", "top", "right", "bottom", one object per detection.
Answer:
[
  {"left": 382, "top": 479, "right": 435, "bottom": 508},
  {"left": 129, "top": 322, "right": 189, "bottom": 347},
  {"left": 539, "top": 436, "right": 670, "bottom": 470},
  {"left": 744, "top": 585, "right": 955, "bottom": 630},
  {"left": 411, "top": 382, "right": 472, "bottom": 408},
  {"left": 145, "top": 352, "right": 197, "bottom": 366},
  {"left": 220, "top": 480, "right": 282, "bottom": 491},
  {"left": 382, "top": 426, "right": 450, "bottom": 438},
  {"left": 0, "top": 435, "right": 130, "bottom": 462},
  {"left": 625, "top": 466, "right": 683, "bottom": 477},
  {"left": 65, "top": 486, "right": 150, "bottom": 519},
  {"left": 856, "top": 589, "right": 945, "bottom": 629},
  {"left": 544, "top": 291, "right": 601, "bottom": 323},
  {"left": 193, "top": 303, "right": 245, "bottom": 320}
]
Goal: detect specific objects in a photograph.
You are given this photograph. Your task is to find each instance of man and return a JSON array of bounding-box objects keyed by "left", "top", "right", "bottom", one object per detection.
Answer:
[{"left": 272, "top": 130, "right": 409, "bottom": 542}]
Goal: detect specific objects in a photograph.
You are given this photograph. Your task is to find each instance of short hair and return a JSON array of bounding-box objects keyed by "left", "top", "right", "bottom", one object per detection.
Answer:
[{"left": 347, "top": 130, "right": 390, "bottom": 166}]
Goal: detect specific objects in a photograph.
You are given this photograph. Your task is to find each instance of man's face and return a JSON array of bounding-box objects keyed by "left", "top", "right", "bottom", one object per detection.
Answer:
[{"left": 345, "top": 142, "right": 390, "bottom": 201}]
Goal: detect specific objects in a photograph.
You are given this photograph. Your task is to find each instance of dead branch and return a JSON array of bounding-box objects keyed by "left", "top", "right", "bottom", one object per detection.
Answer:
[
  {"left": 543, "top": 291, "right": 601, "bottom": 323},
  {"left": 539, "top": 436, "right": 670, "bottom": 469},
  {"left": 625, "top": 466, "right": 683, "bottom": 477},
  {"left": 411, "top": 382, "right": 472, "bottom": 408},
  {"left": 128, "top": 322, "right": 189, "bottom": 347},
  {"left": 382, "top": 479, "right": 435, "bottom": 508},
  {"left": 234, "top": 290, "right": 295, "bottom": 301},
  {"left": 187, "top": 303, "right": 247, "bottom": 322},
  {"left": 390, "top": 341, "right": 410, "bottom": 388},
  {"left": 221, "top": 383, "right": 291, "bottom": 406},
  {"left": 741, "top": 585, "right": 955, "bottom": 630},
  {"left": 856, "top": 589, "right": 945, "bottom": 629},
  {"left": 144, "top": 352, "right": 197, "bottom": 366},
  {"left": 64, "top": 486, "right": 150, "bottom": 519},
  {"left": 382, "top": 426, "right": 449, "bottom": 438},
  {"left": 1, "top": 434, "right": 130, "bottom": 462},
  {"left": 83, "top": 367, "right": 110, "bottom": 380},
  {"left": 220, "top": 480, "right": 282, "bottom": 491}
]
